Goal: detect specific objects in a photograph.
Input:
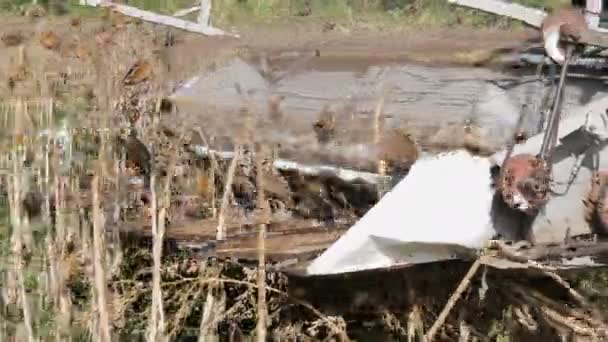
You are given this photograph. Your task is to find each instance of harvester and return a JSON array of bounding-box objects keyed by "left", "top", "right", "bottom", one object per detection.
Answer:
[{"left": 307, "top": 5, "right": 608, "bottom": 275}]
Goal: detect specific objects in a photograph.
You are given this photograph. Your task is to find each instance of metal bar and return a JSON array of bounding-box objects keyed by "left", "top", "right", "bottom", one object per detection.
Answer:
[
  {"left": 539, "top": 45, "right": 575, "bottom": 163},
  {"left": 586, "top": 0, "right": 602, "bottom": 29}
]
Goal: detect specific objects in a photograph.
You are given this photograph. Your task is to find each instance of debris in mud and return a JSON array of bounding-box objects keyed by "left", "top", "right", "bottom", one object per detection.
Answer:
[
  {"left": 375, "top": 128, "right": 419, "bottom": 176},
  {"left": 280, "top": 167, "right": 377, "bottom": 221},
  {"left": 584, "top": 171, "right": 608, "bottom": 236},
  {"left": 1, "top": 31, "right": 24, "bottom": 47},
  {"left": 323, "top": 21, "right": 336, "bottom": 33},
  {"left": 428, "top": 117, "right": 505, "bottom": 155},
  {"left": 21, "top": 4, "right": 47, "bottom": 18},
  {"left": 7, "top": 64, "right": 29, "bottom": 90},
  {"left": 40, "top": 31, "right": 61, "bottom": 51},
  {"left": 95, "top": 28, "right": 113, "bottom": 46},
  {"left": 256, "top": 149, "right": 294, "bottom": 211},
  {"left": 118, "top": 130, "right": 152, "bottom": 186},
  {"left": 297, "top": 0, "right": 312, "bottom": 17},
  {"left": 22, "top": 190, "right": 44, "bottom": 219},
  {"left": 123, "top": 60, "right": 153, "bottom": 86},
  {"left": 313, "top": 104, "right": 336, "bottom": 145},
  {"left": 68, "top": 40, "right": 91, "bottom": 60},
  {"left": 267, "top": 94, "right": 284, "bottom": 122},
  {"left": 70, "top": 17, "right": 81, "bottom": 27}
]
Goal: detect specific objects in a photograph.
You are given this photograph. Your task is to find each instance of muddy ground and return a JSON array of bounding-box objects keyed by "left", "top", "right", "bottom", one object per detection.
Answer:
[
  {"left": 0, "top": 9, "right": 547, "bottom": 248},
  {"left": 0, "top": 10, "right": 540, "bottom": 91}
]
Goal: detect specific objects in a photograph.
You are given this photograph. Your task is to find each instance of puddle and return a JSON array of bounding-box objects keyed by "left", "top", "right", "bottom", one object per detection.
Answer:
[{"left": 170, "top": 53, "right": 608, "bottom": 170}]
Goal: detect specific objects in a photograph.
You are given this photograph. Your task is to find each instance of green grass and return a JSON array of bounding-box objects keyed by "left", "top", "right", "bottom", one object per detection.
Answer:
[{"left": 0, "top": 0, "right": 574, "bottom": 29}]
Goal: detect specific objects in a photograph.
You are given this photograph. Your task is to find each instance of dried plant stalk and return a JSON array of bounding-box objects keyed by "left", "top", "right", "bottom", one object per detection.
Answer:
[
  {"left": 109, "top": 160, "right": 124, "bottom": 277},
  {"left": 373, "top": 89, "right": 390, "bottom": 199},
  {"left": 7, "top": 99, "right": 35, "bottom": 342},
  {"left": 255, "top": 145, "right": 269, "bottom": 342},
  {"left": 46, "top": 234, "right": 59, "bottom": 305},
  {"left": 45, "top": 99, "right": 70, "bottom": 335},
  {"left": 92, "top": 174, "right": 112, "bottom": 342},
  {"left": 148, "top": 175, "right": 162, "bottom": 342},
  {"left": 407, "top": 305, "right": 425, "bottom": 342},
  {"left": 425, "top": 259, "right": 482, "bottom": 341},
  {"left": 541, "top": 306, "right": 596, "bottom": 337},
  {"left": 0, "top": 320, "right": 5, "bottom": 342},
  {"left": 373, "top": 90, "right": 386, "bottom": 146},
  {"left": 12, "top": 190, "right": 35, "bottom": 342},
  {"left": 216, "top": 145, "right": 241, "bottom": 240},
  {"left": 149, "top": 153, "right": 175, "bottom": 342},
  {"left": 195, "top": 127, "right": 217, "bottom": 217},
  {"left": 43, "top": 99, "right": 52, "bottom": 223},
  {"left": 198, "top": 283, "right": 219, "bottom": 342}
]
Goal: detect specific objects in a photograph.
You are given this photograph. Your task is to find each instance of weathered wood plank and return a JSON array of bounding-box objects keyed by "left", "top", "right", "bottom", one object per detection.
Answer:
[
  {"left": 214, "top": 230, "right": 344, "bottom": 261},
  {"left": 447, "top": 0, "right": 546, "bottom": 28},
  {"left": 121, "top": 217, "right": 347, "bottom": 262},
  {"left": 94, "top": 1, "right": 239, "bottom": 37}
]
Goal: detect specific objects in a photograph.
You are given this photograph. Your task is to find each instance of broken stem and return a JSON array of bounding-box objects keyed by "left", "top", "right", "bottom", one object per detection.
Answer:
[
  {"left": 197, "top": 283, "right": 218, "bottom": 342},
  {"left": 148, "top": 175, "right": 162, "bottom": 342},
  {"left": 425, "top": 259, "right": 482, "bottom": 342},
  {"left": 8, "top": 99, "right": 35, "bottom": 342},
  {"left": 216, "top": 145, "right": 241, "bottom": 240},
  {"left": 195, "top": 127, "right": 218, "bottom": 217},
  {"left": 541, "top": 306, "right": 596, "bottom": 337},
  {"left": 373, "top": 89, "right": 386, "bottom": 145},
  {"left": 255, "top": 145, "right": 268, "bottom": 342},
  {"left": 92, "top": 174, "right": 112, "bottom": 342}
]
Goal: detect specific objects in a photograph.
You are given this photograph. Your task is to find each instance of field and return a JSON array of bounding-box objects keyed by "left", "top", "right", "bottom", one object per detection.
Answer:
[{"left": 2, "top": 0, "right": 608, "bottom": 341}]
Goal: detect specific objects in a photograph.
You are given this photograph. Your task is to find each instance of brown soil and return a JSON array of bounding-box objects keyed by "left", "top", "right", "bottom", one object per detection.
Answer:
[{"left": 0, "top": 12, "right": 538, "bottom": 92}]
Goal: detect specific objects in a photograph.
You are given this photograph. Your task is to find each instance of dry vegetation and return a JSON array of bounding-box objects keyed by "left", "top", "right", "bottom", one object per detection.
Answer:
[
  {"left": 1, "top": 1, "right": 608, "bottom": 341},
  {"left": 0, "top": 7, "right": 378, "bottom": 341}
]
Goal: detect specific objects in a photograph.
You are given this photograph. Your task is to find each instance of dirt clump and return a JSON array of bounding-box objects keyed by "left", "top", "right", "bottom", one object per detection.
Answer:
[
  {"left": 39, "top": 30, "right": 61, "bottom": 50},
  {"left": 376, "top": 128, "right": 419, "bottom": 175},
  {"left": 313, "top": 104, "right": 337, "bottom": 144}
]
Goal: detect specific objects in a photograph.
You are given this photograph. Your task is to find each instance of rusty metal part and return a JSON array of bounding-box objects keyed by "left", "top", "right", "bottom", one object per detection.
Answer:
[
  {"left": 498, "top": 44, "right": 575, "bottom": 213},
  {"left": 584, "top": 171, "right": 608, "bottom": 236},
  {"left": 496, "top": 59, "right": 547, "bottom": 212},
  {"left": 499, "top": 154, "right": 550, "bottom": 214}
]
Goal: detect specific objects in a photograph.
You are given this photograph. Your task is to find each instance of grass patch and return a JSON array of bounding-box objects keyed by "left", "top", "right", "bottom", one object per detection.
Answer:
[{"left": 0, "top": 0, "right": 574, "bottom": 30}]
